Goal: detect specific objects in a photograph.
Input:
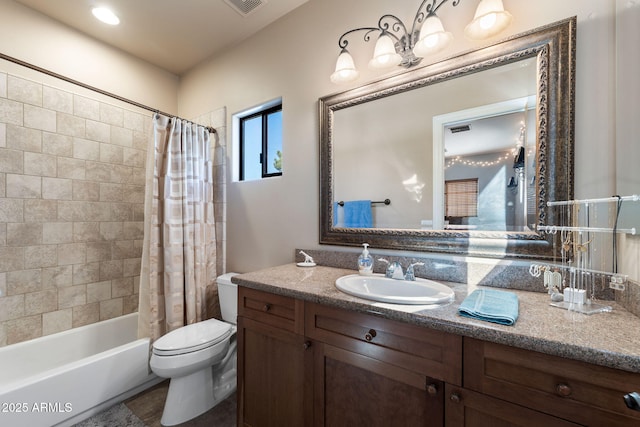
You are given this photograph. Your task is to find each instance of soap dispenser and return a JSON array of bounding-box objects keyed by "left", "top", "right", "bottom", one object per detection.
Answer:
[{"left": 357, "top": 243, "right": 374, "bottom": 275}]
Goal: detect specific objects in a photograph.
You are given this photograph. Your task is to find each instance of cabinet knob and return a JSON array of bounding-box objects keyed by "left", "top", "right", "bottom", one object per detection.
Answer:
[
  {"left": 555, "top": 383, "right": 572, "bottom": 397},
  {"left": 263, "top": 303, "right": 271, "bottom": 312},
  {"left": 449, "top": 392, "right": 461, "bottom": 404},
  {"left": 364, "top": 329, "right": 377, "bottom": 341},
  {"left": 303, "top": 341, "right": 312, "bottom": 350},
  {"left": 426, "top": 383, "right": 438, "bottom": 396},
  {"left": 624, "top": 392, "right": 640, "bottom": 411}
]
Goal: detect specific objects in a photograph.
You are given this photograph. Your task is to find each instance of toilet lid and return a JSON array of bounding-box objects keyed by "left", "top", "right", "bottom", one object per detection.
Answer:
[{"left": 153, "top": 318, "right": 232, "bottom": 356}]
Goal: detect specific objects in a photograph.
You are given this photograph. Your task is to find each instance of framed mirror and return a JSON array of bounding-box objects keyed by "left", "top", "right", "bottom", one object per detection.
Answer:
[{"left": 319, "top": 17, "right": 576, "bottom": 260}]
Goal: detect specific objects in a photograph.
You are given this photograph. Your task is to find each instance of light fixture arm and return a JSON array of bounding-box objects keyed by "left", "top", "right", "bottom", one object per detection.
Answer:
[{"left": 337, "top": 27, "right": 382, "bottom": 50}]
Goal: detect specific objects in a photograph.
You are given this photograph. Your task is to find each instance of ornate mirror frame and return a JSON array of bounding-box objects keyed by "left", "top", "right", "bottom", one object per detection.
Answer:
[{"left": 319, "top": 17, "right": 576, "bottom": 260}]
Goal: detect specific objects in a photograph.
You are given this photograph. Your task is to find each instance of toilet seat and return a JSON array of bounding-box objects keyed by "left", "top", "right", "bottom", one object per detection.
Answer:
[{"left": 153, "top": 318, "right": 232, "bottom": 357}]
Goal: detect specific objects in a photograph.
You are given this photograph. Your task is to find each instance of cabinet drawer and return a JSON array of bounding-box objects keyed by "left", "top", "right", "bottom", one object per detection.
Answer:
[
  {"left": 238, "top": 287, "right": 303, "bottom": 334},
  {"left": 306, "top": 302, "right": 462, "bottom": 385},
  {"left": 464, "top": 337, "right": 640, "bottom": 426}
]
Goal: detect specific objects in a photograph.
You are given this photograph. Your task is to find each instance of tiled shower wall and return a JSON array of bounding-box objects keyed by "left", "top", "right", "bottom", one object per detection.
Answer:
[{"left": 0, "top": 71, "right": 149, "bottom": 346}]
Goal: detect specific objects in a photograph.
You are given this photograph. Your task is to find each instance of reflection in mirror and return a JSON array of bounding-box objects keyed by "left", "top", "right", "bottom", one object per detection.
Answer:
[{"left": 320, "top": 18, "right": 576, "bottom": 259}]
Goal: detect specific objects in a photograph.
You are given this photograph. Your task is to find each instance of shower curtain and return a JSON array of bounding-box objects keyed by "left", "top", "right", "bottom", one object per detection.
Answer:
[{"left": 138, "top": 114, "right": 217, "bottom": 341}]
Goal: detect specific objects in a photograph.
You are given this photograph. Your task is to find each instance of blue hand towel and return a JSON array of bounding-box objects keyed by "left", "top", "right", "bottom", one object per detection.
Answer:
[
  {"left": 458, "top": 289, "right": 519, "bottom": 326},
  {"left": 343, "top": 200, "right": 372, "bottom": 228}
]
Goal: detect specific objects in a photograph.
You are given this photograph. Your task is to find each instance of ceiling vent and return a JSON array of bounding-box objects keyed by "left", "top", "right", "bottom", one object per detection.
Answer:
[
  {"left": 223, "top": 0, "right": 267, "bottom": 17},
  {"left": 449, "top": 125, "right": 471, "bottom": 133}
]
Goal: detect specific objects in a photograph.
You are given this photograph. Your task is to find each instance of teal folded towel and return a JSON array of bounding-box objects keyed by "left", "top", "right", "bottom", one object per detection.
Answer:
[{"left": 458, "top": 289, "right": 519, "bottom": 326}]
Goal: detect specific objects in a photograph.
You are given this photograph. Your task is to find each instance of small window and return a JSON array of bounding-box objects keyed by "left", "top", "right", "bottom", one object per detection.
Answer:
[
  {"left": 239, "top": 104, "right": 282, "bottom": 181},
  {"left": 445, "top": 178, "right": 478, "bottom": 218}
]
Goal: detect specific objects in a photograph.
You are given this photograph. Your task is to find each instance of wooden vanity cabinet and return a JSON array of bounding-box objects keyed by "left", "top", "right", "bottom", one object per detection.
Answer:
[
  {"left": 237, "top": 287, "right": 312, "bottom": 427},
  {"left": 306, "top": 302, "right": 462, "bottom": 426},
  {"left": 463, "top": 338, "right": 640, "bottom": 426}
]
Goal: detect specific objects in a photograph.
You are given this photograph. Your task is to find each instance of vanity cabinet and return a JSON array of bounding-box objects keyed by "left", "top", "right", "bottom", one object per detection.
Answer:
[
  {"left": 237, "top": 286, "right": 640, "bottom": 426},
  {"left": 237, "top": 287, "right": 312, "bottom": 426},
  {"left": 463, "top": 338, "right": 640, "bottom": 426},
  {"left": 306, "top": 302, "right": 462, "bottom": 426}
]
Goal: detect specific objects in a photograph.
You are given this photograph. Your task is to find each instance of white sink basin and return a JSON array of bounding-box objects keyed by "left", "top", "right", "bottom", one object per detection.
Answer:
[{"left": 335, "top": 274, "right": 455, "bottom": 305}]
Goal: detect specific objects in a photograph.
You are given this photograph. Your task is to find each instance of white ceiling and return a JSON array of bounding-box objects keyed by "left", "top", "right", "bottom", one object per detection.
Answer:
[{"left": 14, "top": 0, "right": 309, "bottom": 75}]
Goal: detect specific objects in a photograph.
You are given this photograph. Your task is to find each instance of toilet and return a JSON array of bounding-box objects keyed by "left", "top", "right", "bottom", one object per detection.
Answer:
[{"left": 150, "top": 273, "right": 239, "bottom": 426}]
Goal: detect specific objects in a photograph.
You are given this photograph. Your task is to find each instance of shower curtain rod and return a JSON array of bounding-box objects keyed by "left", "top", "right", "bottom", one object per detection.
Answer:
[{"left": 0, "top": 52, "right": 216, "bottom": 134}]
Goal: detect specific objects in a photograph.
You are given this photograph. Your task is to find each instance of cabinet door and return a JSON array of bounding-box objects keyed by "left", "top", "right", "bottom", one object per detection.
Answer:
[
  {"left": 314, "top": 342, "right": 444, "bottom": 427},
  {"left": 444, "top": 385, "right": 581, "bottom": 427},
  {"left": 238, "top": 316, "right": 312, "bottom": 427}
]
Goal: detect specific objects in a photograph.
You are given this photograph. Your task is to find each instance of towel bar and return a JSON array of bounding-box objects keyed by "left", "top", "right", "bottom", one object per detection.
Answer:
[{"left": 337, "top": 199, "right": 390, "bottom": 207}]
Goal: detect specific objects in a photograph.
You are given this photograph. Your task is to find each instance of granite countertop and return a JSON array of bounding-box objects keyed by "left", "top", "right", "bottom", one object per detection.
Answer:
[{"left": 232, "top": 263, "right": 640, "bottom": 373}]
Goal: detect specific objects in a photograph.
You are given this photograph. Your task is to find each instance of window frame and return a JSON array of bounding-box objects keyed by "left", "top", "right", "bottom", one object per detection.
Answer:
[{"left": 239, "top": 103, "right": 282, "bottom": 181}]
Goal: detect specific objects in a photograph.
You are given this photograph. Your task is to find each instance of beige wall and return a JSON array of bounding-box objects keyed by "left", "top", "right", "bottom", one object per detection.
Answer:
[
  {"left": 0, "top": 0, "right": 179, "bottom": 115},
  {"left": 178, "top": 0, "right": 636, "bottom": 275}
]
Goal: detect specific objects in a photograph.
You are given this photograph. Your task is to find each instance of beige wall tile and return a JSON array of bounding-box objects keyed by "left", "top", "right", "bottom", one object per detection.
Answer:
[
  {"left": 123, "top": 294, "right": 138, "bottom": 314},
  {"left": 0, "top": 122, "right": 6, "bottom": 147},
  {"left": 85, "top": 161, "right": 111, "bottom": 182},
  {"left": 0, "top": 71, "right": 6, "bottom": 98},
  {"left": 73, "top": 95, "right": 100, "bottom": 120},
  {"left": 99, "top": 182, "right": 123, "bottom": 202},
  {"left": 109, "top": 164, "right": 133, "bottom": 184},
  {"left": 123, "top": 147, "right": 145, "bottom": 168},
  {"left": 7, "top": 223, "right": 42, "bottom": 246},
  {"left": 57, "top": 157, "right": 86, "bottom": 180},
  {"left": 57, "top": 242, "right": 87, "bottom": 265},
  {"left": 100, "top": 297, "right": 123, "bottom": 320},
  {"left": 122, "top": 185, "right": 144, "bottom": 203},
  {"left": 100, "top": 260, "right": 123, "bottom": 281},
  {"left": 0, "top": 294, "right": 24, "bottom": 321},
  {"left": 73, "top": 222, "right": 100, "bottom": 242},
  {"left": 111, "top": 126, "right": 133, "bottom": 147},
  {"left": 132, "top": 130, "right": 148, "bottom": 151},
  {"left": 43, "top": 222, "right": 73, "bottom": 244},
  {"left": 24, "top": 200, "right": 57, "bottom": 222},
  {"left": 0, "top": 247, "right": 24, "bottom": 272},
  {"left": 5, "top": 314, "right": 41, "bottom": 344},
  {"left": 7, "top": 269, "right": 42, "bottom": 295},
  {"left": 42, "top": 309, "right": 72, "bottom": 335},
  {"left": 42, "top": 132, "right": 73, "bottom": 157},
  {"left": 87, "top": 280, "right": 111, "bottom": 303},
  {"left": 112, "top": 277, "right": 133, "bottom": 298},
  {"left": 86, "top": 242, "right": 111, "bottom": 262},
  {"left": 111, "top": 203, "right": 133, "bottom": 221},
  {"left": 0, "top": 148, "right": 23, "bottom": 174},
  {"left": 42, "top": 177, "right": 72, "bottom": 200},
  {"left": 0, "top": 173, "right": 5, "bottom": 197},
  {"left": 72, "top": 302, "right": 100, "bottom": 327},
  {"left": 123, "top": 110, "right": 145, "bottom": 132},
  {"left": 7, "top": 124, "right": 42, "bottom": 152},
  {"left": 123, "top": 258, "right": 141, "bottom": 278},
  {"left": 58, "top": 284, "right": 86, "bottom": 309},
  {"left": 73, "top": 262, "right": 100, "bottom": 285},
  {"left": 112, "top": 240, "right": 136, "bottom": 260},
  {"left": 0, "top": 198, "right": 23, "bottom": 222},
  {"left": 24, "top": 104, "right": 56, "bottom": 132},
  {"left": 43, "top": 86, "right": 73, "bottom": 114},
  {"left": 57, "top": 112, "right": 85, "bottom": 137},
  {"left": 25, "top": 289, "right": 58, "bottom": 315},
  {"left": 6, "top": 174, "right": 41, "bottom": 198},
  {"left": 24, "top": 245, "right": 57, "bottom": 269},
  {"left": 0, "top": 223, "right": 5, "bottom": 245},
  {"left": 0, "top": 98, "right": 23, "bottom": 126},
  {"left": 100, "top": 103, "right": 124, "bottom": 127},
  {"left": 100, "top": 143, "right": 123, "bottom": 164},
  {"left": 72, "top": 180, "right": 100, "bottom": 201},
  {"left": 7, "top": 76, "right": 42, "bottom": 106},
  {"left": 86, "top": 120, "right": 110, "bottom": 143},
  {"left": 123, "top": 221, "right": 144, "bottom": 239},
  {"left": 73, "top": 137, "right": 100, "bottom": 161},
  {"left": 99, "top": 222, "right": 123, "bottom": 241},
  {"left": 0, "top": 272, "right": 5, "bottom": 296},
  {"left": 42, "top": 265, "right": 73, "bottom": 288},
  {"left": 24, "top": 152, "right": 57, "bottom": 177}
]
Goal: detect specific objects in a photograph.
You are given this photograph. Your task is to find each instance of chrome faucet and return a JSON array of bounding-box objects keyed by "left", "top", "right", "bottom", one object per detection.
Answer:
[{"left": 377, "top": 259, "right": 424, "bottom": 281}]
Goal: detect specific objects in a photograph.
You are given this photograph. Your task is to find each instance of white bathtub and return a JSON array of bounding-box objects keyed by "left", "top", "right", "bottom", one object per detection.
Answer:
[{"left": 0, "top": 313, "right": 161, "bottom": 427}]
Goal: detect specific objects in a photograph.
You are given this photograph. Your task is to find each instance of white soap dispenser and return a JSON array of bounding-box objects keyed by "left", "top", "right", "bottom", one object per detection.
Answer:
[{"left": 357, "top": 243, "right": 374, "bottom": 275}]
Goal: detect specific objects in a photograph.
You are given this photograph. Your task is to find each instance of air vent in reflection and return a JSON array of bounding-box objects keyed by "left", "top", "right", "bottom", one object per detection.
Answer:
[
  {"left": 223, "top": 0, "right": 267, "bottom": 16},
  {"left": 449, "top": 125, "right": 471, "bottom": 133}
]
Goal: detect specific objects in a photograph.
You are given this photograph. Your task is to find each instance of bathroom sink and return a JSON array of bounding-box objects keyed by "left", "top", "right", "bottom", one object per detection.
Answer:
[{"left": 335, "top": 274, "right": 455, "bottom": 305}]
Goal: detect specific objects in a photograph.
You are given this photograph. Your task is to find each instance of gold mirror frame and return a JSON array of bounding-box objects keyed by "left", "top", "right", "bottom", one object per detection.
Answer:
[{"left": 319, "top": 17, "right": 576, "bottom": 260}]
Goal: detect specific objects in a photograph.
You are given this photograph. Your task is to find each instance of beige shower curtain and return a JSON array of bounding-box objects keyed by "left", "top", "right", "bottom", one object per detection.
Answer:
[{"left": 138, "top": 114, "right": 217, "bottom": 341}]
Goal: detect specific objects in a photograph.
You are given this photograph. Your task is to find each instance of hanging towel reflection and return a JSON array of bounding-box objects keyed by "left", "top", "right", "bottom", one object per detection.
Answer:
[{"left": 342, "top": 200, "right": 373, "bottom": 228}]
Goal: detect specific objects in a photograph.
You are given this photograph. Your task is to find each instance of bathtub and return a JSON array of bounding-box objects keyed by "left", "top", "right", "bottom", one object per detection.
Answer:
[{"left": 0, "top": 313, "right": 161, "bottom": 427}]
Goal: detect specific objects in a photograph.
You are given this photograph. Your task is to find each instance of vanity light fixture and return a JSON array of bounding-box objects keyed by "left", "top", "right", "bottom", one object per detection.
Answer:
[
  {"left": 92, "top": 7, "right": 120, "bottom": 26},
  {"left": 330, "top": 0, "right": 513, "bottom": 84}
]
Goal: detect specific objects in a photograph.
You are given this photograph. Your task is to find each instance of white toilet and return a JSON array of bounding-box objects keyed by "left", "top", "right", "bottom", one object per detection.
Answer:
[{"left": 150, "top": 273, "right": 239, "bottom": 426}]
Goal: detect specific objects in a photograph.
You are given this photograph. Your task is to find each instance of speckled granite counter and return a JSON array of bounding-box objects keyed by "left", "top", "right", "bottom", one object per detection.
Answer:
[{"left": 232, "top": 263, "right": 640, "bottom": 373}]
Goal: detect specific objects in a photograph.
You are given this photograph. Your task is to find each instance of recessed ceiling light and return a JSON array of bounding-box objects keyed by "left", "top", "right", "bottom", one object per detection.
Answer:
[{"left": 92, "top": 7, "right": 120, "bottom": 25}]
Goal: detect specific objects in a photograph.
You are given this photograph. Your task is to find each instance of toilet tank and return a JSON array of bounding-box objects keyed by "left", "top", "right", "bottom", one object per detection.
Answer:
[{"left": 217, "top": 273, "right": 239, "bottom": 324}]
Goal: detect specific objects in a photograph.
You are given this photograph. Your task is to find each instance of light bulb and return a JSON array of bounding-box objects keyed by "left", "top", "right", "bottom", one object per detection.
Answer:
[{"left": 92, "top": 7, "right": 120, "bottom": 25}]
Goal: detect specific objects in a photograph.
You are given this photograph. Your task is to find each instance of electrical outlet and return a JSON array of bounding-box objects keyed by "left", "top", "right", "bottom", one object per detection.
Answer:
[{"left": 610, "top": 281, "right": 626, "bottom": 291}]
